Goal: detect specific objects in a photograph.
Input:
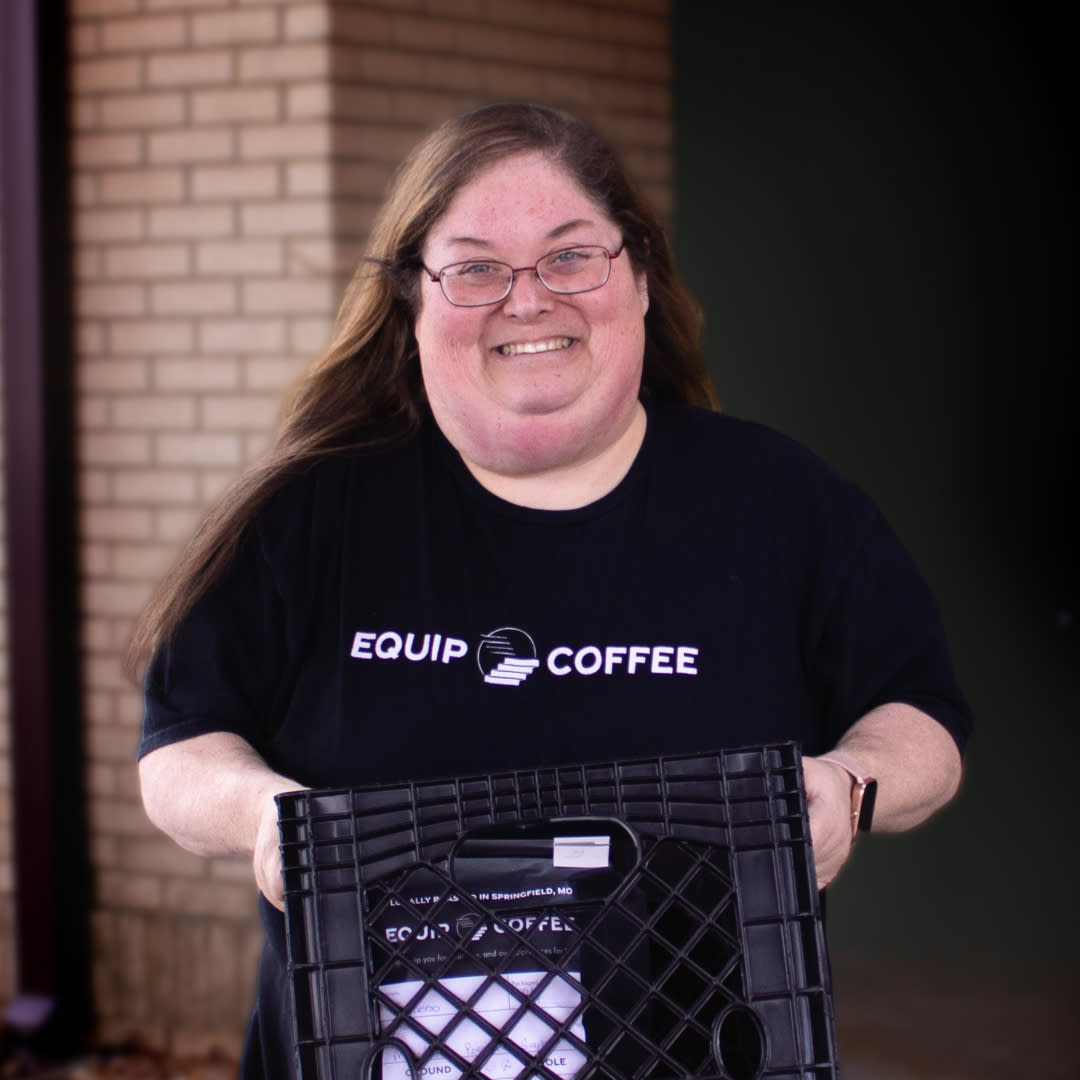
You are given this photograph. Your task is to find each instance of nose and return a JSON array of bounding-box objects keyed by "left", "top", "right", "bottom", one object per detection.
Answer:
[{"left": 501, "top": 267, "right": 552, "bottom": 317}]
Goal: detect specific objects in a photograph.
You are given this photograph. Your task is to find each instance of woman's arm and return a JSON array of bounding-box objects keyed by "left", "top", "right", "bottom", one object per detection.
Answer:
[
  {"left": 138, "top": 731, "right": 302, "bottom": 910},
  {"left": 803, "top": 702, "right": 963, "bottom": 889}
]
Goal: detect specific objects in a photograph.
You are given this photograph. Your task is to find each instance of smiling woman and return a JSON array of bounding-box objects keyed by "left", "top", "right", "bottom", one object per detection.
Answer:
[
  {"left": 128, "top": 103, "right": 971, "bottom": 1079},
  {"left": 414, "top": 152, "right": 651, "bottom": 504}
]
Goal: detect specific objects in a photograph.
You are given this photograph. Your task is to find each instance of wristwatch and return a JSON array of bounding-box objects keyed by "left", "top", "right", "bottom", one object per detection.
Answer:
[{"left": 818, "top": 756, "right": 878, "bottom": 841}]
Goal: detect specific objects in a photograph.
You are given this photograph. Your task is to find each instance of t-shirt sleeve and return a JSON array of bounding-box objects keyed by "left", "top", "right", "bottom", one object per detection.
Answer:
[
  {"left": 808, "top": 501, "right": 973, "bottom": 755},
  {"left": 138, "top": 525, "right": 288, "bottom": 760}
]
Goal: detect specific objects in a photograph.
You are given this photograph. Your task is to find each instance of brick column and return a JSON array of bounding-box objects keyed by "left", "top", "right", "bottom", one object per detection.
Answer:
[{"left": 72, "top": 0, "right": 337, "bottom": 1055}]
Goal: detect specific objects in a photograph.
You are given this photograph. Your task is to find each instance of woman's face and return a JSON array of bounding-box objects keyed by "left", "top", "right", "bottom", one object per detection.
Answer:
[{"left": 414, "top": 152, "right": 649, "bottom": 484}]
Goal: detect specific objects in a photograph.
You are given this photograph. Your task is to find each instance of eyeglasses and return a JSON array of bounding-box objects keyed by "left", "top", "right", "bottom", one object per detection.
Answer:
[{"left": 423, "top": 244, "right": 624, "bottom": 307}]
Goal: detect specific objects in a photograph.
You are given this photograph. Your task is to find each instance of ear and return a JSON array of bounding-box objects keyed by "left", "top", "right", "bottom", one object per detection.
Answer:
[{"left": 636, "top": 270, "right": 650, "bottom": 317}]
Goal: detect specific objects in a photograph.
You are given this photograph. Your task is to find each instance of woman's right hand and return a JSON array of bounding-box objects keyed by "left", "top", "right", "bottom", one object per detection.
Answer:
[
  {"left": 139, "top": 731, "right": 301, "bottom": 907},
  {"left": 254, "top": 788, "right": 289, "bottom": 910}
]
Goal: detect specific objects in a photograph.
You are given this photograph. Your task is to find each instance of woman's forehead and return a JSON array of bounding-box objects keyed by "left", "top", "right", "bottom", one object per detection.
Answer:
[{"left": 425, "top": 152, "right": 612, "bottom": 251}]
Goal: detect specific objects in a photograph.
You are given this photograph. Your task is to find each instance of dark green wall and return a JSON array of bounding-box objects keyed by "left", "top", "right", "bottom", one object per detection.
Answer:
[{"left": 672, "top": 2, "right": 1076, "bottom": 973}]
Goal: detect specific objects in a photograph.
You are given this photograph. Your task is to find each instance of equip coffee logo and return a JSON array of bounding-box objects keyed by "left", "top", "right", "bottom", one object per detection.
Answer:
[
  {"left": 348, "top": 625, "right": 699, "bottom": 685},
  {"left": 477, "top": 627, "right": 540, "bottom": 686}
]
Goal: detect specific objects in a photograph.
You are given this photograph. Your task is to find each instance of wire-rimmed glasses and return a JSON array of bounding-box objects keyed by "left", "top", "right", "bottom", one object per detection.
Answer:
[{"left": 423, "top": 244, "right": 624, "bottom": 307}]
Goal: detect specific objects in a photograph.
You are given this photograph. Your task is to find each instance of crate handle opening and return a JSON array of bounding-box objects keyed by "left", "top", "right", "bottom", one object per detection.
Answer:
[{"left": 713, "top": 1002, "right": 767, "bottom": 1080}]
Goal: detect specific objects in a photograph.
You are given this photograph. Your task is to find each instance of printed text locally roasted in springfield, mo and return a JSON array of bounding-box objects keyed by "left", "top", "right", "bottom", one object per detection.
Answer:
[{"left": 348, "top": 626, "right": 699, "bottom": 683}]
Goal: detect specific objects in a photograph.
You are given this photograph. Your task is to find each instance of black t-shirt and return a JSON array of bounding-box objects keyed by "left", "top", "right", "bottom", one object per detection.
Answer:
[{"left": 140, "top": 400, "right": 971, "bottom": 1076}]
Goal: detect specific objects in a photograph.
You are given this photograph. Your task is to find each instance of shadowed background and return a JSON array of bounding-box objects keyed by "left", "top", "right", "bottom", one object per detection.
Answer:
[{"left": 674, "top": 2, "right": 1077, "bottom": 1074}]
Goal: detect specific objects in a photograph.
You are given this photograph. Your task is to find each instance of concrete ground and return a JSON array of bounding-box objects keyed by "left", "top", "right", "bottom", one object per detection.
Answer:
[
  {"left": 2, "top": 954, "right": 1076, "bottom": 1078},
  {"left": 831, "top": 952, "right": 1079, "bottom": 1079}
]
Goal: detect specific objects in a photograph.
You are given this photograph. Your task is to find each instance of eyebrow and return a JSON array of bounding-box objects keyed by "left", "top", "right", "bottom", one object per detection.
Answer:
[{"left": 444, "top": 218, "right": 596, "bottom": 248}]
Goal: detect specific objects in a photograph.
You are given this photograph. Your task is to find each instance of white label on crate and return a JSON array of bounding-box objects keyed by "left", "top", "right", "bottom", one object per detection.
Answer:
[
  {"left": 377, "top": 970, "right": 586, "bottom": 1080},
  {"left": 551, "top": 836, "right": 610, "bottom": 870}
]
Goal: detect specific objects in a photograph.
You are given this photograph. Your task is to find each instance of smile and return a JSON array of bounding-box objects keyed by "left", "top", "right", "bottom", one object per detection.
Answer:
[{"left": 497, "top": 337, "right": 573, "bottom": 357}]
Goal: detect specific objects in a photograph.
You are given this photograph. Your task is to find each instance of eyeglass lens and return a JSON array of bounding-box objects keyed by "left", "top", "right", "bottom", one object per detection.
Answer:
[{"left": 440, "top": 246, "right": 613, "bottom": 306}]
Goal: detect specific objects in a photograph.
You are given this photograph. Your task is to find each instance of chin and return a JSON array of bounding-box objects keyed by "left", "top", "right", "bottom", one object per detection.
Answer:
[
  {"left": 493, "top": 381, "right": 586, "bottom": 416},
  {"left": 485, "top": 412, "right": 604, "bottom": 472}
]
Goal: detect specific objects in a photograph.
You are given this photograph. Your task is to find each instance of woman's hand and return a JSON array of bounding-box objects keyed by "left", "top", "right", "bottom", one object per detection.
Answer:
[
  {"left": 254, "top": 788, "right": 289, "bottom": 910},
  {"left": 805, "top": 702, "right": 964, "bottom": 890},
  {"left": 139, "top": 732, "right": 301, "bottom": 909},
  {"left": 804, "top": 756, "right": 856, "bottom": 889}
]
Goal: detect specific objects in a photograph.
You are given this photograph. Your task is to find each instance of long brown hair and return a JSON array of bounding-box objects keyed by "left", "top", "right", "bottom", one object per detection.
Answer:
[{"left": 126, "top": 102, "right": 718, "bottom": 675}]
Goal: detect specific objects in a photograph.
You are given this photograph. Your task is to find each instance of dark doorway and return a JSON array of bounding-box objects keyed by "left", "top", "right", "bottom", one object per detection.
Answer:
[{"left": 673, "top": 0, "right": 1076, "bottom": 1069}]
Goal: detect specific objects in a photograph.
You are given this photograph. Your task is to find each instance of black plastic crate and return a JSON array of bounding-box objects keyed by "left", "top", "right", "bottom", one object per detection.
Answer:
[{"left": 277, "top": 742, "right": 838, "bottom": 1080}]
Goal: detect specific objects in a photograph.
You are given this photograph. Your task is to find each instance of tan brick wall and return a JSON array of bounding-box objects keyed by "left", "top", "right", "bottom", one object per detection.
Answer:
[
  {"left": 72, "top": 0, "right": 337, "bottom": 1054},
  {"left": 67, "top": 0, "right": 671, "bottom": 1057}
]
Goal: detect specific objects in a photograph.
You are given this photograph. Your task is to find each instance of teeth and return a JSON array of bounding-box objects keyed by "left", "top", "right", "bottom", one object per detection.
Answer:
[{"left": 498, "top": 337, "right": 572, "bottom": 357}]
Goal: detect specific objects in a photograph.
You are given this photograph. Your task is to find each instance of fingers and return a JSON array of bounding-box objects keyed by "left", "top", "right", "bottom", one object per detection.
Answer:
[
  {"left": 804, "top": 757, "right": 855, "bottom": 890},
  {"left": 254, "top": 793, "right": 286, "bottom": 911}
]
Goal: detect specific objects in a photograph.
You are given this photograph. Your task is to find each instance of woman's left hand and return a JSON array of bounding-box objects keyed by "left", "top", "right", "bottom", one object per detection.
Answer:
[
  {"left": 803, "top": 756, "right": 856, "bottom": 890},
  {"left": 803, "top": 703, "right": 965, "bottom": 890}
]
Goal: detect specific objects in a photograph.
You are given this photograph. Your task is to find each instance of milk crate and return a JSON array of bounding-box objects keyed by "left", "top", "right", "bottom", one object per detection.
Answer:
[{"left": 277, "top": 742, "right": 839, "bottom": 1079}]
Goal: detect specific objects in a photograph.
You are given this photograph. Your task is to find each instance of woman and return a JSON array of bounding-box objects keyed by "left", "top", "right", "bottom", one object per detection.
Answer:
[{"left": 132, "top": 103, "right": 970, "bottom": 1076}]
